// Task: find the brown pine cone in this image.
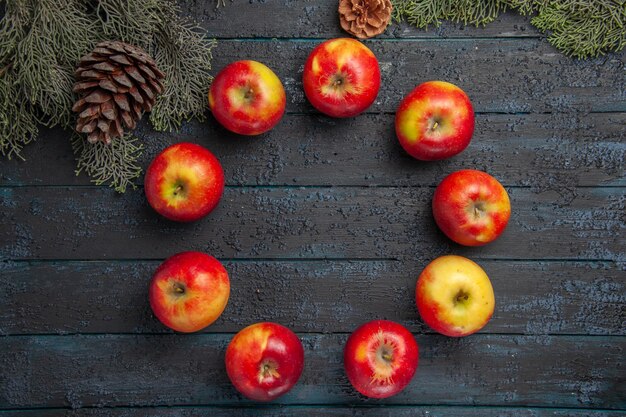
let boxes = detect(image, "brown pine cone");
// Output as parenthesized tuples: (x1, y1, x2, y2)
(339, 0, 393, 39)
(72, 41, 165, 145)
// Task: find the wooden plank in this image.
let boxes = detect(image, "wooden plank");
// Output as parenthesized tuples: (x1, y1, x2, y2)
(0, 260, 623, 336)
(2, 406, 624, 416)
(183, 0, 542, 39)
(0, 187, 623, 261)
(208, 40, 626, 113)
(0, 334, 623, 408)
(2, 113, 624, 188)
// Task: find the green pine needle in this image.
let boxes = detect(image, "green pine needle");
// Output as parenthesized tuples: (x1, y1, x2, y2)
(0, 67, 38, 160)
(531, 1, 626, 59)
(392, 0, 626, 58)
(71, 132, 144, 193)
(0, 0, 216, 191)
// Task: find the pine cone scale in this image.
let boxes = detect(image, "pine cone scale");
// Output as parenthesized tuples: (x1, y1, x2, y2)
(149, 79, 164, 94)
(110, 55, 132, 65)
(128, 87, 144, 104)
(339, 0, 392, 39)
(72, 41, 165, 144)
(98, 79, 118, 92)
(112, 73, 133, 88)
(92, 62, 117, 72)
(125, 66, 146, 84)
(114, 94, 131, 112)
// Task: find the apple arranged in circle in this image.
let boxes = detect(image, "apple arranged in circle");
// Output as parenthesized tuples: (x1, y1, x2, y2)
(303, 38, 380, 118)
(209, 60, 286, 135)
(145, 142, 224, 222)
(395, 81, 474, 161)
(344, 320, 418, 399)
(416, 255, 495, 337)
(149, 251, 230, 333)
(433, 169, 511, 246)
(226, 322, 304, 401)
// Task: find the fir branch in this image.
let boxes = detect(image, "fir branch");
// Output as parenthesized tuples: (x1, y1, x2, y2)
(13, 0, 96, 127)
(149, 2, 216, 132)
(392, 0, 626, 58)
(94, 0, 217, 131)
(393, 0, 508, 29)
(72, 132, 144, 193)
(392, 0, 449, 28)
(95, 0, 162, 49)
(530, 1, 626, 59)
(0, 66, 38, 160)
(0, 0, 217, 191)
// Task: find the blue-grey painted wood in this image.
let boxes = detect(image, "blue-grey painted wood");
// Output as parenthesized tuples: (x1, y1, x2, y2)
(1, 113, 624, 188)
(0, 334, 624, 409)
(208, 40, 626, 114)
(184, 0, 543, 39)
(0, 260, 623, 336)
(2, 406, 626, 416)
(1, 0, 624, 414)
(1, 187, 623, 261)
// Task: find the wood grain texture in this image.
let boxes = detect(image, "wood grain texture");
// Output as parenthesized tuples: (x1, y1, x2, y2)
(1, 1, 625, 414)
(183, 0, 542, 39)
(0, 260, 623, 336)
(1, 187, 623, 261)
(0, 334, 624, 409)
(2, 113, 624, 188)
(208, 40, 626, 114)
(3, 407, 626, 417)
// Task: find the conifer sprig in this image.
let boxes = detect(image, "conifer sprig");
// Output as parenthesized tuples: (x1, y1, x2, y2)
(0, 0, 215, 191)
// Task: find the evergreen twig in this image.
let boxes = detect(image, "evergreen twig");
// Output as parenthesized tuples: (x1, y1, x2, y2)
(393, 0, 626, 58)
(71, 132, 143, 193)
(0, 0, 215, 191)
(149, 6, 216, 131)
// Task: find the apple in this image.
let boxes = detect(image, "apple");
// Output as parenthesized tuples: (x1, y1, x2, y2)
(344, 320, 418, 399)
(149, 251, 230, 333)
(303, 38, 380, 118)
(395, 81, 474, 161)
(225, 322, 304, 401)
(433, 169, 511, 246)
(416, 255, 495, 337)
(144, 142, 224, 222)
(208, 60, 286, 135)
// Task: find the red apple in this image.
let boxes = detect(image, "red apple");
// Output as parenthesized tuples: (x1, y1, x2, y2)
(208, 60, 286, 135)
(433, 169, 511, 246)
(303, 38, 380, 118)
(225, 322, 304, 401)
(144, 142, 224, 222)
(344, 320, 418, 399)
(149, 251, 230, 333)
(416, 255, 495, 337)
(395, 81, 474, 161)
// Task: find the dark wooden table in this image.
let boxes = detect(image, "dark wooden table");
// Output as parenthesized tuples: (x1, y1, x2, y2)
(1, 1, 625, 415)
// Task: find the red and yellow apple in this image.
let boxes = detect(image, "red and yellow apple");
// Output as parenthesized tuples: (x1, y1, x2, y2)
(416, 255, 495, 337)
(303, 38, 380, 118)
(433, 169, 511, 246)
(144, 142, 224, 222)
(149, 251, 230, 333)
(225, 322, 304, 401)
(395, 81, 474, 161)
(344, 320, 418, 399)
(209, 60, 286, 135)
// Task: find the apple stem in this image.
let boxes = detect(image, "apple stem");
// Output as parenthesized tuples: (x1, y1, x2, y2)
(173, 185, 183, 196)
(382, 352, 393, 362)
(260, 361, 280, 380)
(431, 121, 439, 131)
